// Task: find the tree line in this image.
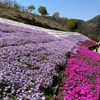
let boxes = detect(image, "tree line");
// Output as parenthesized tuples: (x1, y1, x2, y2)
(0, 0, 49, 15)
(0, 0, 79, 32)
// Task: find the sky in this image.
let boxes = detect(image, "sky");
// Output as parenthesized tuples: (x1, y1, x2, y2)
(15, 0, 100, 21)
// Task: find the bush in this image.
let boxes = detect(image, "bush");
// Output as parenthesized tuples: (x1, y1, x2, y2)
(38, 6, 48, 16)
(66, 19, 78, 32)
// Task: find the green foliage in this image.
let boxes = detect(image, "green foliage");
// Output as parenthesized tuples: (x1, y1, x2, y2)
(38, 6, 48, 15)
(66, 19, 78, 32)
(28, 5, 35, 13)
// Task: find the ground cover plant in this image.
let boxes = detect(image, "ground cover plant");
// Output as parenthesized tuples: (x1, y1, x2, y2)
(0, 22, 94, 100)
(60, 42, 100, 100)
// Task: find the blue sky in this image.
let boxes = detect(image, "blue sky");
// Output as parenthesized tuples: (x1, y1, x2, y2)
(15, 0, 100, 21)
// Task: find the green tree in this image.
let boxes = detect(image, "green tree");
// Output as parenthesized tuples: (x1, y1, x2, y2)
(38, 6, 48, 15)
(66, 19, 78, 32)
(28, 5, 35, 13)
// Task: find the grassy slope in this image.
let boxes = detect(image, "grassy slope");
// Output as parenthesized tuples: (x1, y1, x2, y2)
(0, 2, 67, 31)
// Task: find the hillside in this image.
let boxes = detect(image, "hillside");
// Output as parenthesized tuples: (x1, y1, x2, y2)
(75, 17, 100, 42)
(0, 2, 66, 31)
(87, 15, 100, 34)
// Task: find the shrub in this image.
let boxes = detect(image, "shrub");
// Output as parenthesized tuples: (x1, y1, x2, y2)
(66, 19, 78, 32)
(38, 6, 48, 16)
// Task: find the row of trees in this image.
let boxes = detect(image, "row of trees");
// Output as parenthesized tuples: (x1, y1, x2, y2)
(0, 0, 64, 19)
(0, 0, 79, 32)
(25, 4, 78, 31)
(27, 5, 49, 15)
(0, 0, 49, 15)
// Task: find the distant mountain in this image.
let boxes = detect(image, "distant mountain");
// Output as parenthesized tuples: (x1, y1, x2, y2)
(75, 16, 100, 42)
(87, 15, 100, 35)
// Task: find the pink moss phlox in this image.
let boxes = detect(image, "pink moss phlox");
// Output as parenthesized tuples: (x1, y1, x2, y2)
(62, 41, 100, 100)
(53, 94, 58, 99)
(78, 40, 98, 48)
(77, 46, 100, 60)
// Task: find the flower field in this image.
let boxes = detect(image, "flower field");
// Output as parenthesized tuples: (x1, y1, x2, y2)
(0, 22, 99, 100)
(61, 44, 100, 100)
